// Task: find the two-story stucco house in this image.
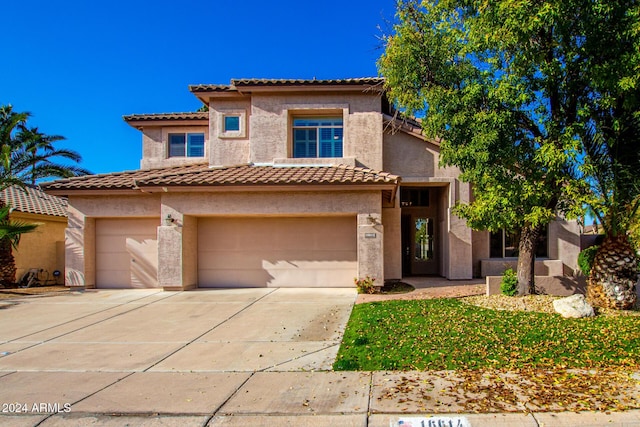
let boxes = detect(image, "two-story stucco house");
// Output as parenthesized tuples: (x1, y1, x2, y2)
(42, 78, 581, 289)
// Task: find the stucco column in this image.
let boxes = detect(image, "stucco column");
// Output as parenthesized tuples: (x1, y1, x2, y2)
(357, 213, 384, 285)
(64, 206, 95, 288)
(446, 181, 473, 280)
(157, 208, 197, 290)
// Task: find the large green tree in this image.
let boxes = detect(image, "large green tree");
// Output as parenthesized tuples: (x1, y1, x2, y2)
(0, 105, 89, 285)
(379, 0, 637, 295)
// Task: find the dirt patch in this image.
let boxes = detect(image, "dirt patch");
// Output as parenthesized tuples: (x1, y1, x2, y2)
(356, 283, 484, 304)
(0, 286, 70, 300)
(462, 294, 640, 317)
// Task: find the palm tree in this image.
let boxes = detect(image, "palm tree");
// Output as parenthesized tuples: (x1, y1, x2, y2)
(0, 104, 90, 285)
(582, 115, 640, 310)
(0, 205, 37, 286)
(14, 126, 90, 185)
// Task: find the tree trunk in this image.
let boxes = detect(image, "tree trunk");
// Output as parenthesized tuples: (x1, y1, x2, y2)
(0, 198, 17, 286)
(0, 237, 16, 286)
(587, 234, 638, 310)
(516, 224, 540, 295)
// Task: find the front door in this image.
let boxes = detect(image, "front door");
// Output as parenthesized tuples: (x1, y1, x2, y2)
(402, 212, 439, 275)
(400, 187, 440, 276)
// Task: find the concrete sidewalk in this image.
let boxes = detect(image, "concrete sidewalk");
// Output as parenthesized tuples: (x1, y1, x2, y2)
(0, 289, 639, 426)
(0, 370, 638, 426)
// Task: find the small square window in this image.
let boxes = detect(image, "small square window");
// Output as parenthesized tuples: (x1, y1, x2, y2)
(224, 116, 240, 132)
(218, 110, 246, 138)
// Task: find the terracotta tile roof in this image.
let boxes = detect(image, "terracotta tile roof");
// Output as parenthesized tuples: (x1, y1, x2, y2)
(40, 163, 211, 191)
(138, 164, 399, 187)
(190, 77, 385, 93)
(40, 163, 399, 193)
(123, 112, 209, 122)
(0, 185, 67, 217)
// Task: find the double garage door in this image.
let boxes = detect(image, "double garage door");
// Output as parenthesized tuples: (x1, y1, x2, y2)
(95, 216, 357, 288)
(199, 216, 357, 287)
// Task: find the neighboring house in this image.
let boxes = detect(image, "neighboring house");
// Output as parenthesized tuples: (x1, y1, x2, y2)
(41, 78, 581, 289)
(0, 185, 67, 284)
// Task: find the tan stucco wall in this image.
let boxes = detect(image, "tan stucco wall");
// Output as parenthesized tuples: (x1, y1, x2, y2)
(66, 189, 384, 289)
(472, 229, 490, 277)
(383, 131, 460, 179)
(382, 203, 402, 280)
(209, 98, 252, 166)
(548, 217, 581, 275)
(474, 217, 582, 278)
(246, 93, 383, 169)
(12, 212, 66, 285)
(158, 190, 384, 289)
(481, 259, 564, 277)
(140, 125, 209, 170)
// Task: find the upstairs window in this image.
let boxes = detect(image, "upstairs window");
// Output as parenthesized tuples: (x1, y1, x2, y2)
(293, 117, 343, 158)
(168, 133, 205, 157)
(224, 115, 240, 132)
(218, 110, 246, 138)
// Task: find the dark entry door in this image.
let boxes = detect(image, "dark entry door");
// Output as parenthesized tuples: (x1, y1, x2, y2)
(402, 210, 439, 276)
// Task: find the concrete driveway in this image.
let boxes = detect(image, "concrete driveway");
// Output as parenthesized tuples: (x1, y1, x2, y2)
(0, 287, 356, 373)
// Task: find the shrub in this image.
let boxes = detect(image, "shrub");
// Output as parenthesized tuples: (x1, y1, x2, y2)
(500, 268, 518, 296)
(354, 276, 376, 294)
(578, 245, 599, 276)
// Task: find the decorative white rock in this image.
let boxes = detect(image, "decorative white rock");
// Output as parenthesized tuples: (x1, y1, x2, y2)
(553, 294, 595, 318)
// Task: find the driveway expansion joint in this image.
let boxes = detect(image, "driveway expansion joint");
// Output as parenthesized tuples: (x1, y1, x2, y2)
(140, 288, 279, 373)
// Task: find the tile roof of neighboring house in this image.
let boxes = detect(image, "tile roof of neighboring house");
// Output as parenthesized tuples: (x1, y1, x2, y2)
(190, 77, 385, 93)
(0, 185, 67, 217)
(123, 112, 209, 122)
(40, 163, 399, 193)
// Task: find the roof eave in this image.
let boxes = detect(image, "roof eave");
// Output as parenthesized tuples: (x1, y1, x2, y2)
(124, 118, 209, 129)
(42, 189, 148, 197)
(135, 182, 398, 193)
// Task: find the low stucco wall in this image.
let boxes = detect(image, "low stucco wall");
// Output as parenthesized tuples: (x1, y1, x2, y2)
(13, 212, 66, 285)
(486, 275, 587, 296)
(480, 259, 564, 277)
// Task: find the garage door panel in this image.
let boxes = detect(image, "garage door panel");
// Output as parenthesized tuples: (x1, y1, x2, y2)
(315, 227, 358, 249)
(198, 216, 357, 287)
(96, 218, 159, 289)
(198, 269, 273, 288)
(97, 252, 132, 268)
(202, 249, 357, 271)
(96, 270, 132, 289)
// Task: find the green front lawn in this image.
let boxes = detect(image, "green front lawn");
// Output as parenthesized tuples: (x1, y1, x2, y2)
(333, 298, 640, 371)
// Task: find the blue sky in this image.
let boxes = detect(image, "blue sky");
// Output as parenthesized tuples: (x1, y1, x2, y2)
(1, 0, 396, 175)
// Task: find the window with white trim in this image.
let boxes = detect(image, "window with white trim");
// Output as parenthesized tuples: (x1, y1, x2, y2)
(168, 133, 205, 157)
(224, 115, 240, 132)
(218, 110, 246, 138)
(293, 117, 343, 158)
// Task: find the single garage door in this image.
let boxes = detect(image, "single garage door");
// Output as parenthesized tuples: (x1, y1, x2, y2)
(95, 218, 160, 288)
(198, 216, 357, 287)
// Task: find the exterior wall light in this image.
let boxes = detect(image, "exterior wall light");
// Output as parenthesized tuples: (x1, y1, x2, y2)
(367, 215, 380, 225)
(165, 214, 175, 225)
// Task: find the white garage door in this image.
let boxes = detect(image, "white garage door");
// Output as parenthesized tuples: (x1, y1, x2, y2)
(198, 216, 357, 287)
(95, 218, 160, 288)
